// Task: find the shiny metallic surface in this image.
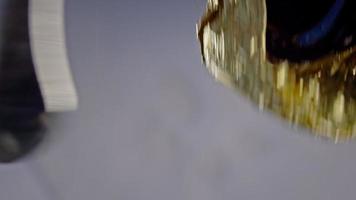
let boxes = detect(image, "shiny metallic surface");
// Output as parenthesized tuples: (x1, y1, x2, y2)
(198, 0, 356, 140)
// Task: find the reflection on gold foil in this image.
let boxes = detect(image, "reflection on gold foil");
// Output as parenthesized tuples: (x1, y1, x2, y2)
(197, 0, 356, 141)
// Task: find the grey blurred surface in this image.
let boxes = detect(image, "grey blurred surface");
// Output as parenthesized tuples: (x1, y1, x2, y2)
(2, 0, 356, 200)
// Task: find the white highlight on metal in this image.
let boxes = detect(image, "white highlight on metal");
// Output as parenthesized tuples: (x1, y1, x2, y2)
(250, 36, 256, 57)
(29, 0, 78, 111)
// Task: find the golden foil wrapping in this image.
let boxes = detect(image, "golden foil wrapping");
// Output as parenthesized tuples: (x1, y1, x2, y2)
(198, 0, 356, 141)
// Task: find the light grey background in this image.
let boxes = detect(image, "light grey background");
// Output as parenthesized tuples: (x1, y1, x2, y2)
(2, 1, 356, 200)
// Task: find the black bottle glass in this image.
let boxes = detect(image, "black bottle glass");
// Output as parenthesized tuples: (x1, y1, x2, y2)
(0, 0, 45, 162)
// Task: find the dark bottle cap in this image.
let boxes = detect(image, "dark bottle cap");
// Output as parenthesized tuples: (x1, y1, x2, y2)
(266, 0, 356, 63)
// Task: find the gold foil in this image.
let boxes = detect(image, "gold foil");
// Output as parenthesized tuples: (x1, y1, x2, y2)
(197, 0, 356, 141)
